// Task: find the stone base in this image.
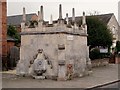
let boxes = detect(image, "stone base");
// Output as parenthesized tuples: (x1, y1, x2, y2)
(57, 77, 67, 81)
(33, 76, 45, 80)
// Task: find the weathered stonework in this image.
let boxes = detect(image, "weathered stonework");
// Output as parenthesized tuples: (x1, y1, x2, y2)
(16, 4, 91, 80)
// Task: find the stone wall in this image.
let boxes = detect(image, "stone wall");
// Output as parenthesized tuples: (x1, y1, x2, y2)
(115, 57, 120, 64)
(20, 33, 88, 76)
(91, 58, 109, 68)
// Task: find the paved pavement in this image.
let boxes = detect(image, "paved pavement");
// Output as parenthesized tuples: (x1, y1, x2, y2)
(1, 64, 119, 88)
(84, 81, 120, 90)
(100, 81, 120, 88)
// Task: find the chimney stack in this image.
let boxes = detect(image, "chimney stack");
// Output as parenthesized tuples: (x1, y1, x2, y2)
(72, 8, 75, 22)
(22, 7, 26, 22)
(59, 4, 62, 19)
(40, 5, 44, 21)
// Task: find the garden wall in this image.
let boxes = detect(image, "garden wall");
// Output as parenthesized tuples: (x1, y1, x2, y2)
(91, 58, 109, 68)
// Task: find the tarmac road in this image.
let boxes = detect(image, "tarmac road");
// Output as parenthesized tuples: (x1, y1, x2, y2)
(2, 64, 119, 88)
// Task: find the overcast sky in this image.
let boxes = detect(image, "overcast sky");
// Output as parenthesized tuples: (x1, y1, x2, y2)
(7, 0, 119, 21)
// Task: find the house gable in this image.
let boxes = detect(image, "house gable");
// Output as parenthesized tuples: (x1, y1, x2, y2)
(107, 14, 120, 41)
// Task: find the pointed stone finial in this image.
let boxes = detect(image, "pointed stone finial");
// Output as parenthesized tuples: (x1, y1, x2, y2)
(72, 8, 75, 22)
(82, 11, 86, 25)
(38, 11, 40, 22)
(22, 7, 26, 22)
(38, 10, 42, 27)
(40, 5, 44, 21)
(59, 4, 62, 19)
(66, 13, 69, 24)
(83, 11, 85, 16)
(49, 14, 53, 24)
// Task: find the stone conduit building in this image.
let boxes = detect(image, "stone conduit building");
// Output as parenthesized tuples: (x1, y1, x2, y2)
(16, 4, 91, 80)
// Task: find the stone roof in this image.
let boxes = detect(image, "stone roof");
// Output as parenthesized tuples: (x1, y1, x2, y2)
(7, 13, 114, 26)
(92, 13, 114, 24)
(69, 13, 114, 25)
(7, 13, 37, 26)
(46, 13, 114, 25)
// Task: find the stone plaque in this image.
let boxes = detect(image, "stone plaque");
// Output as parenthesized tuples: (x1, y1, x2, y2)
(58, 44, 65, 50)
(67, 35, 74, 40)
(58, 60, 65, 65)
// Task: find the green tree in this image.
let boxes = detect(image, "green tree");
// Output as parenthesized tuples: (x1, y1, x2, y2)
(86, 16, 112, 50)
(7, 25, 20, 44)
(7, 25, 17, 36)
(89, 48, 101, 60)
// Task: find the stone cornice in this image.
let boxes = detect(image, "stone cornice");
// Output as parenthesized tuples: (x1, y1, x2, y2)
(20, 31, 88, 36)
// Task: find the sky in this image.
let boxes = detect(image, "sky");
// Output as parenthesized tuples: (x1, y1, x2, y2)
(7, 0, 119, 21)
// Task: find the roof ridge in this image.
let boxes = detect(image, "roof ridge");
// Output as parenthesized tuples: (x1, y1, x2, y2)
(74, 13, 114, 18)
(7, 13, 37, 17)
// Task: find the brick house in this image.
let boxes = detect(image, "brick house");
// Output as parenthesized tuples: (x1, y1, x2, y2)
(7, 35, 17, 55)
(0, 0, 7, 70)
